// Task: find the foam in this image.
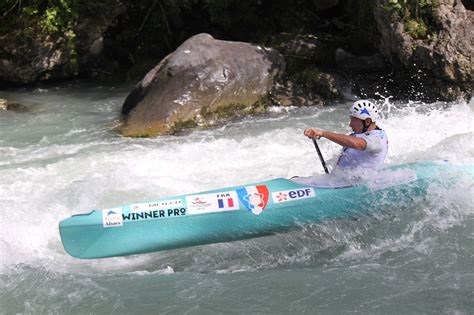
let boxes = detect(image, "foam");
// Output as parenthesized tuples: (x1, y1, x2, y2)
(1, 86, 473, 273)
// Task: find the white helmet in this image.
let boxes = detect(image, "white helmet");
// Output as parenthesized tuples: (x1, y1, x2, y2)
(350, 100, 378, 122)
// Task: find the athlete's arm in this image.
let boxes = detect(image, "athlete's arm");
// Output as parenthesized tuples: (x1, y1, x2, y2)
(304, 128, 366, 150)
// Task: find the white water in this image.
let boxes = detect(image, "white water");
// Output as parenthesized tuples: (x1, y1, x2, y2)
(0, 83, 473, 313)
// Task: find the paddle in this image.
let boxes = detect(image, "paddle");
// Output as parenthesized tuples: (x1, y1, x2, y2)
(312, 138, 329, 174)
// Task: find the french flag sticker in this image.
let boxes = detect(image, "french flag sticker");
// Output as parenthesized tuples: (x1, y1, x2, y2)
(236, 185, 269, 215)
(218, 198, 234, 208)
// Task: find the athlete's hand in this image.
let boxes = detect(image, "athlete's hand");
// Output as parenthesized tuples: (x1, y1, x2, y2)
(304, 128, 324, 139)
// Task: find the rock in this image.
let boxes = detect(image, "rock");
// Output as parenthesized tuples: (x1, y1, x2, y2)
(74, 2, 126, 66)
(374, 0, 473, 100)
(272, 80, 325, 107)
(335, 48, 387, 72)
(0, 1, 125, 84)
(274, 33, 344, 69)
(278, 36, 321, 60)
(311, 0, 341, 11)
(272, 70, 342, 107)
(120, 33, 284, 137)
(0, 99, 7, 110)
(0, 98, 29, 112)
(269, 34, 344, 106)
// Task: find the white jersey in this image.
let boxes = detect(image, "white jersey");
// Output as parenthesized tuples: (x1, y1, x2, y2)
(337, 129, 388, 169)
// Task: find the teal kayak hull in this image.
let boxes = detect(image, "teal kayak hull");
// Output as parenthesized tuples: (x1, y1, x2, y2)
(59, 161, 473, 259)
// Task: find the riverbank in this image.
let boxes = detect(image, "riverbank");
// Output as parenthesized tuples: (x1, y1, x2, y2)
(1, 0, 472, 105)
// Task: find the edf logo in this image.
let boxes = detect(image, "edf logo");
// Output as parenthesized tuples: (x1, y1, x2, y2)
(288, 188, 312, 198)
(272, 188, 315, 204)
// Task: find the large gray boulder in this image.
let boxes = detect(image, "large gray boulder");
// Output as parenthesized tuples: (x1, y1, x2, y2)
(120, 33, 284, 137)
(374, 0, 473, 100)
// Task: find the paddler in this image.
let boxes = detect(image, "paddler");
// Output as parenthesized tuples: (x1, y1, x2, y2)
(304, 100, 388, 170)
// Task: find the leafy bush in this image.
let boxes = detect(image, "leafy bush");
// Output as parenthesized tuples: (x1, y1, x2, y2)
(384, 0, 439, 39)
(404, 18, 428, 38)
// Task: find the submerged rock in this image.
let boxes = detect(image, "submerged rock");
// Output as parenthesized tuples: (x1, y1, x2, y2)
(0, 99, 6, 110)
(0, 98, 28, 112)
(120, 33, 284, 137)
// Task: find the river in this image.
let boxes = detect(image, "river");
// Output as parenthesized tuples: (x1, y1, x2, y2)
(1, 82, 473, 313)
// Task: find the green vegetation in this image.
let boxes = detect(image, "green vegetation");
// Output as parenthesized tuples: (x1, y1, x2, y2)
(292, 67, 339, 99)
(0, 0, 329, 79)
(196, 96, 268, 130)
(295, 67, 322, 91)
(0, 0, 111, 36)
(404, 18, 428, 38)
(0, 0, 389, 81)
(384, 0, 439, 39)
(172, 118, 198, 131)
(170, 97, 268, 133)
(0, 0, 115, 71)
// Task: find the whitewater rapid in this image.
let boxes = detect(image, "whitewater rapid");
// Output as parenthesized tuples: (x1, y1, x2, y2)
(0, 83, 473, 313)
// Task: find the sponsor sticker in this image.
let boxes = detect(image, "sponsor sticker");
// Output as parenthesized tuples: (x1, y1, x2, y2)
(102, 208, 123, 228)
(123, 199, 186, 221)
(186, 191, 239, 215)
(272, 187, 315, 204)
(236, 185, 269, 215)
(122, 207, 186, 221)
(130, 199, 182, 212)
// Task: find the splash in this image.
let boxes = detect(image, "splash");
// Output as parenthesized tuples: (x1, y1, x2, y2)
(0, 84, 473, 275)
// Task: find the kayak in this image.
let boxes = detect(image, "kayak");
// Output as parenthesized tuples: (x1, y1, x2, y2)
(59, 161, 473, 259)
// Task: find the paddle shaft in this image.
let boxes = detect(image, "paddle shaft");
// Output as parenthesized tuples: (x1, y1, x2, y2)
(312, 138, 329, 174)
